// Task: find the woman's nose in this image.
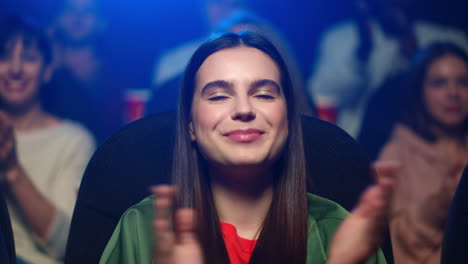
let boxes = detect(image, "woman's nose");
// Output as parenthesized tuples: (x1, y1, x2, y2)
(447, 82, 461, 99)
(8, 57, 23, 78)
(231, 97, 256, 122)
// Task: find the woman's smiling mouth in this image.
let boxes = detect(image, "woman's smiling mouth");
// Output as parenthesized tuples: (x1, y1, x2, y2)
(224, 129, 265, 142)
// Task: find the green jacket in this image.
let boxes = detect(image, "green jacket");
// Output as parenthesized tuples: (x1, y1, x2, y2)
(100, 194, 386, 264)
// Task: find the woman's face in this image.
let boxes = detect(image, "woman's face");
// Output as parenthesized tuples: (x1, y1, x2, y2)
(0, 39, 51, 108)
(190, 46, 288, 169)
(423, 55, 468, 128)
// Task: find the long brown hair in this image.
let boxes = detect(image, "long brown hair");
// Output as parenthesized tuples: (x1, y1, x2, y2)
(172, 31, 308, 264)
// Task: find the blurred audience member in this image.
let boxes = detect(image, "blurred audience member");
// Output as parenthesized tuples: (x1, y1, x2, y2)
(44, 0, 125, 143)
(0, 16, 95, 264)
(149, 0, 314, 115)
(308, 0, 468, 137)
(151, 0, 244, 95)
(49, 0, 107, 85)
(378, 43, 468, 263)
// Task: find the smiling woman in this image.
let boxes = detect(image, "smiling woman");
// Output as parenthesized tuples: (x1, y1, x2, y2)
(99, 32, 392, 264)
(378, 42, 468, 264)
(190, 47, 288, 168)
(0, 20, 52, 113)
(0, 16, 95, 264)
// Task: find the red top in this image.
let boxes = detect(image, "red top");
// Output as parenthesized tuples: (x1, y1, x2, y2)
(220, 222, 257, 264)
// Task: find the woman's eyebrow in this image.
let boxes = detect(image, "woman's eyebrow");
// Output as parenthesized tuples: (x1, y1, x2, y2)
(250, 79, 281, 93)
(200, 80, 232, 95)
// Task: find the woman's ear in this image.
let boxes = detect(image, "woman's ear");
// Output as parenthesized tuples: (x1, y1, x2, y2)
(189, 121, 196, 141)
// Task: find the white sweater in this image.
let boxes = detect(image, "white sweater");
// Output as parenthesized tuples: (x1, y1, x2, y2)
(6, 120, 95, 264)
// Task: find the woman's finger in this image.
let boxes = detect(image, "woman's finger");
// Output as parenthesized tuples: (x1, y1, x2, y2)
(153, 218, 175, 261)
(151, 185, 177, 197)
(174, 208, 197, 243)
(173, 209, 204, 264)
(151, 185, 177, 263)
(0, 121, 12, 145)
(0, 126, 16, 168)
(373, 161, 399, 198)
(0, 111, 12, 132)
(373, 161, 400, 182)
(151, 185, 177, 220)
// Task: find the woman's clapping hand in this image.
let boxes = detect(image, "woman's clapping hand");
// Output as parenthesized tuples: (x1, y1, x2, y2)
(151, 185, 204, 264)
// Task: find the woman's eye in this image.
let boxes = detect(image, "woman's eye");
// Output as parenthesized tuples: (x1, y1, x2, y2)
(428, 78, 446, 88)
(208, 95, 229, 101)
(256, 94, 275, 100)
(255, 91, 276, 100)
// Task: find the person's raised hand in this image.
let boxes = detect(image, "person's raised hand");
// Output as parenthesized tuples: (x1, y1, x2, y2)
(328, 161, 399, 264)
(151, 185, 204, 264)
(0, 111, 18, 173)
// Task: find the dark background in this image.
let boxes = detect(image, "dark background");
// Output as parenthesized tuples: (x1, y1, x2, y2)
(1, 0, 467, 88)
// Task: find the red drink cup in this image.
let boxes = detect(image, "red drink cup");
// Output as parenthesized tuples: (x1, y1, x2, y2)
(124, 89, 152, 123)
(316, 98, 337, 124)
